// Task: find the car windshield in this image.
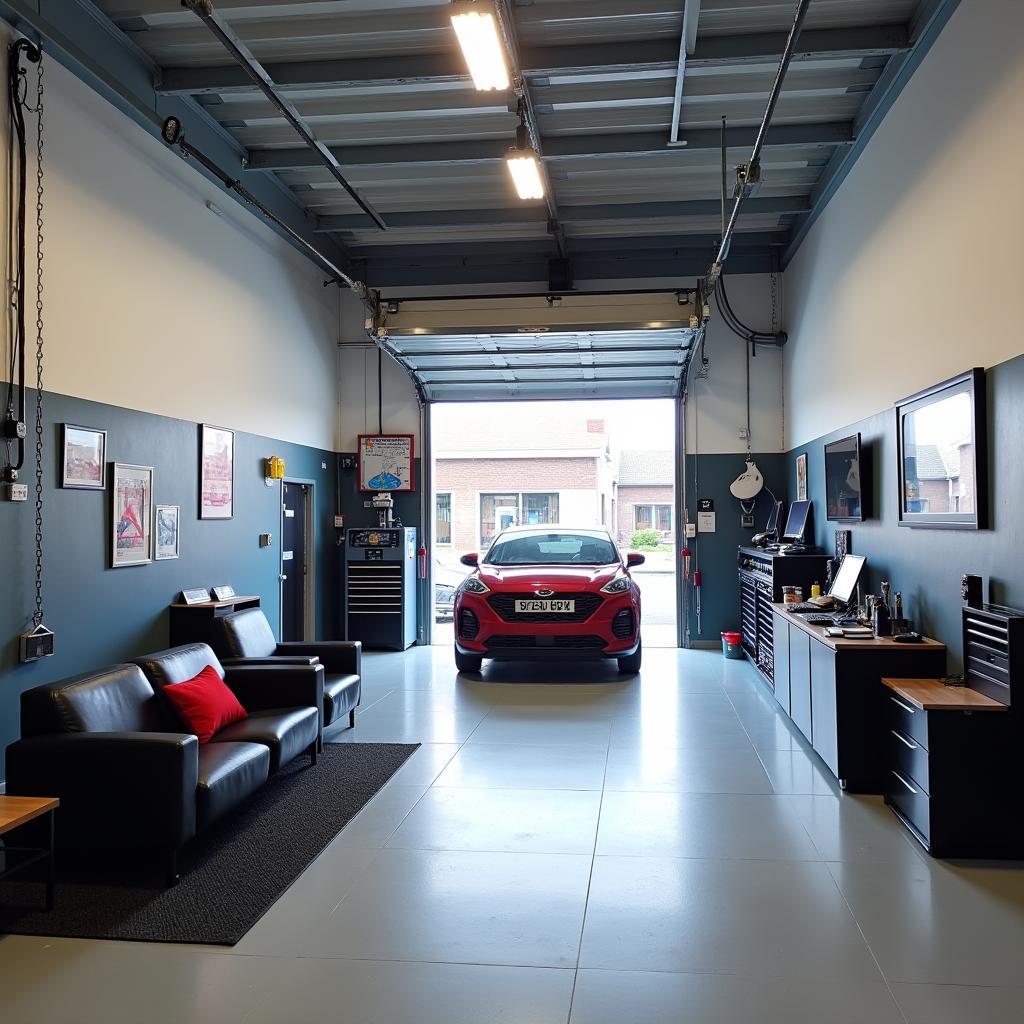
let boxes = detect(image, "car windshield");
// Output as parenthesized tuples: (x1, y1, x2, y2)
(485, 533, 618, 566)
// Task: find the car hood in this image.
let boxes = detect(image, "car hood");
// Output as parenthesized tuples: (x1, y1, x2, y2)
(477, 564, 620, 590)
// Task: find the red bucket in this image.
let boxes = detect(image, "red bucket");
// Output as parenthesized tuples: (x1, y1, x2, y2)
(721, 631, 744, 659)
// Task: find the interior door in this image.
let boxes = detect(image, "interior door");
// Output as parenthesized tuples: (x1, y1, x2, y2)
(281, 482, 309, 641)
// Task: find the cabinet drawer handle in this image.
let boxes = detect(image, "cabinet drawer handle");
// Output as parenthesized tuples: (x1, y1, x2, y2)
(891, 729, 918, 750)
(890, 697, 918, 715)
(891, 770, 918, 795)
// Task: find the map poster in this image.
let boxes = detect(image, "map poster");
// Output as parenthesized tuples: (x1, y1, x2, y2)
(358, 434, 415, 493)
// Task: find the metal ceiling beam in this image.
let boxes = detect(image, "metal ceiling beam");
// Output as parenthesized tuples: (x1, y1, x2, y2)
(248, 122, 853, 171)
(421, 374, 682, 386)
(315, 195, 809, 233)
(0, 0, 350, 275)
(669, 0, 701, 145)
(157, 26, 909, 95)
(782, 0, 960, 266)
(412, 358, 686, 372)
(179, 0, 386, 229)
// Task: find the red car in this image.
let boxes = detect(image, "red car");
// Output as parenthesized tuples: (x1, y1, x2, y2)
(453, 526, 644, 674)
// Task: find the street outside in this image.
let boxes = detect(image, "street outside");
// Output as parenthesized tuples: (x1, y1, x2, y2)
(432, 549, 677, 648)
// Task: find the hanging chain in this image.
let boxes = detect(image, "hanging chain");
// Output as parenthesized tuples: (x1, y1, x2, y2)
(32, 50, 44, 627)
(770, 270, 779, 335)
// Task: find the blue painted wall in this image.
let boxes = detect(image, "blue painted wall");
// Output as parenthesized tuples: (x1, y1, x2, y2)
(785, 354, 1024, 670)
(685, 452, 788, 645)
(1, 390, 340, 770)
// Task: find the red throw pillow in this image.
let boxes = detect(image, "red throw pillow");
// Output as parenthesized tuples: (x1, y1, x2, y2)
(163, 665, 246, 744)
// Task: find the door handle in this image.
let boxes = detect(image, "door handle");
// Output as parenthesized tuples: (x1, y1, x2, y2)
(279, 574, 287, 581)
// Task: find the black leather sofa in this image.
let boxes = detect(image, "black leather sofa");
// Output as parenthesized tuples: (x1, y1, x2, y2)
(5, 644, 323, 883)
(212, 608, 361, 734)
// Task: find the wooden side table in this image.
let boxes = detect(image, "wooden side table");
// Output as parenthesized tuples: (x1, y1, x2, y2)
(0, 796, 59, 910)
(169, 595, 261, 648)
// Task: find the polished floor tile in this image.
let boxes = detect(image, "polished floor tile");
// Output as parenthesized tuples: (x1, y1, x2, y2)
(466, 714, 612, 748)
(757, 747, 842, 795)
(247, 958, 575, 1024)
(829, 859, 1024, 985)
(335, 707, 486, 743)
(435, 742, 609, 791)
(570, 969, 905, 1024)
(891, 982, 1024, 1024)
(603, 743, 772, 794)
(308, 847, 592, 967)
(609, 713, 751, 750)
(385, 741, 462, 786)
(387, 786, 602, 854)
(580, 855, 882, 980)
(595, 792, 821, 860)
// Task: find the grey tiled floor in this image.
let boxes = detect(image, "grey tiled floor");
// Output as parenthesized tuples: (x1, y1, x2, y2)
(3, 646, 1024, 1022)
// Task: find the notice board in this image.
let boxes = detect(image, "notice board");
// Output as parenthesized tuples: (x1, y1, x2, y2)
(358, 434, 415, 492)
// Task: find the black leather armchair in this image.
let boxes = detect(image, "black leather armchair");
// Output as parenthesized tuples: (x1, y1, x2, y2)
(212, 609, 361, 733)
(5, 646, 324, 884)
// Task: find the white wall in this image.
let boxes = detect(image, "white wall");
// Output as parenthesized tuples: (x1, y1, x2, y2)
(685, 273, 785, 455)
(784, 0, 1024, 448)
(0, 40, 341, 451)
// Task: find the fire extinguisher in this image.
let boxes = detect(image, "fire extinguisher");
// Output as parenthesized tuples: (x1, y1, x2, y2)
(417, 546, 428, 580)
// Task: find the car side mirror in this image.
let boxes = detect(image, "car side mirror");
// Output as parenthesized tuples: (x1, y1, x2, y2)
(460, 552, 479, 567)
(626, 552, 646, 568)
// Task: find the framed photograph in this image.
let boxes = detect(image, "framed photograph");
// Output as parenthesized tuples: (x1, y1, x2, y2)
(112, 463, 154, 567)
(61, 424, 106, 489)
(155, 504, 180, 560)
(795, 452, 808, 502)
(200, 424, 234, 519)
(358, 433, 415, 492)
(896, 368, 987, 530)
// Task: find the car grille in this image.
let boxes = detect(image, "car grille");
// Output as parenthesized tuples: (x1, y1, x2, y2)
(459, 608, 480, 639)
(612, 609, 635, 639)
(486, 592, 603, 623)
(485, 635, 607, 652)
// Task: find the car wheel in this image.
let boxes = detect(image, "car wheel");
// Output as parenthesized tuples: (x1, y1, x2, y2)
(455, 647, 483, 674)
(617, 639, 642, 674)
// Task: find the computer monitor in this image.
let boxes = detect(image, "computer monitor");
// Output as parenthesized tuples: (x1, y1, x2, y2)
(828, 554, 866, 606)
(782, 499, 811, 543)
(765, 500, 783, 535)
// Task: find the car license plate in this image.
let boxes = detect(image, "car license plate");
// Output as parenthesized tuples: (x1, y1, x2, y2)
(515, 599, 575, 613)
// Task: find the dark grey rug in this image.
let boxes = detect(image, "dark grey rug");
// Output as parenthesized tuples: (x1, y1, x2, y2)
(0, 742, 418, 946)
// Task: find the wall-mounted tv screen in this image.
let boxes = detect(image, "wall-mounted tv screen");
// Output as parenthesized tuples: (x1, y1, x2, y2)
(824, 434, 864, 522)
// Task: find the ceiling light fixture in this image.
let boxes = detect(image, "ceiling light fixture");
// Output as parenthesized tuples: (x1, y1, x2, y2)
(506, 122, 545, 200)
(450, 0, 510, 92)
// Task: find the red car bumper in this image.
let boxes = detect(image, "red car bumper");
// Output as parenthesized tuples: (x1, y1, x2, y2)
(454, 589, 640, 661)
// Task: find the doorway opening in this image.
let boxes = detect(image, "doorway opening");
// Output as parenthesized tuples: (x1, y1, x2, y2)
(281, 480, 315, 641)
(429, 399, 679, 649)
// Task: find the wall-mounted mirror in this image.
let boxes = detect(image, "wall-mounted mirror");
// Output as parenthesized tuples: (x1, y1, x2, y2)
(896, 368, 987, 530)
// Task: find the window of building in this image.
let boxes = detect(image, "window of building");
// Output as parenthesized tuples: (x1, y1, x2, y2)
(634, 503, 672, 534)
(435, 492, 452, 545)
(480, 492, 559, 548)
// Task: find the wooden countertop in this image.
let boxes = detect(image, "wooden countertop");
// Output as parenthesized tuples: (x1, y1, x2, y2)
(883, 677, 1007, 712)
(0, 795, 59, 835)
(772, 604, 945, 652)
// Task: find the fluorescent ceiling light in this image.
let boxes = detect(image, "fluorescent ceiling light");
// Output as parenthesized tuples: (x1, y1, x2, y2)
(450, 1, 510, 91)
(506, 149, 545, 200)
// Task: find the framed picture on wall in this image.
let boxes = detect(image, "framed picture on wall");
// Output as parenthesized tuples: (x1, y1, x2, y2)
(61, 424, 106, 489)
(155, 504, 181, 560)
(112, 463, 154, 567)
(796, 452, 808, 502)
(199, 424, 234, 519)
(358, 434, 415, 492)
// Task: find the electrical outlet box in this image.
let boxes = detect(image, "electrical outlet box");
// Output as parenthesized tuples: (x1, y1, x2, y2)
(334, 515, 344, 528)
(685, 523, 697, 538)
(259, 533, 273, 548)
(2, 483, 28, 502)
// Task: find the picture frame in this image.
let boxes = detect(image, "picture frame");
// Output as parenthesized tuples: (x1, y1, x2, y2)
(358, 433, 415, 492)
(155, 504, 181, 560)
(795, 452, 808, 502)
(112, 463, 154, 567)
(896, 368, 988, 530)
(200, 423, 234, 519)
(61, 424, 106, 489)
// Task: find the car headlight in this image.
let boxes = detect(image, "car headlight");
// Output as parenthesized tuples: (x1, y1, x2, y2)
(460, 576, 490, 595)
(601, 576, 632, 594)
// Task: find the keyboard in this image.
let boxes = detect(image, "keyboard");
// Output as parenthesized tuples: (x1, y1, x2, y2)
(803, 614, 836, 625)
(788, 602, 835, 613)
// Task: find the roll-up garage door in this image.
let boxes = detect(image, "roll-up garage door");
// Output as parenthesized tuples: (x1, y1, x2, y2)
(371, 291, 700, 402)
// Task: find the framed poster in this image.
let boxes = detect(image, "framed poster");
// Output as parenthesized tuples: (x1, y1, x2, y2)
(200, 424, 234, 519)
(358, 433, 415, 492)
(155, 504, 181, 560)
(112, 463, 154, 567)
(61, 424, 106, 489)
(795, 452, 808, 502)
